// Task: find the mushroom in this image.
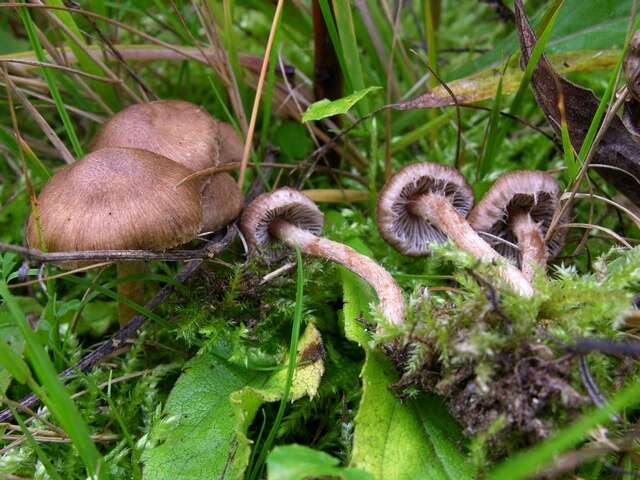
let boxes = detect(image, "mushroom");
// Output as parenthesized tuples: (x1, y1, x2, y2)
(241, 188, 405, 326)
(26, 147, 204, 325)
(377, 162, 534, 297)
(468, 170, 566, 282)
(89, 99, 244, 233)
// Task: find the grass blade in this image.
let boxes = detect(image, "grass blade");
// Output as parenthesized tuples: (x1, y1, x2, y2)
(0, 273, 108, 479)
(248, 245, 305, 480)
(19, 7, 83, 158)
(487, 377, 640, 480)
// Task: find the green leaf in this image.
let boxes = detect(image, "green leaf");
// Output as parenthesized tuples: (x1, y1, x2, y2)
(340, 239, 474, 480)
(0, 276, 107, 479)
(0, 338, 31, 385)
(142, 324, 325, 480)
(339, 238, 376, 347)
(302, 87, 381, 122)
(452, 0, 634, 78)
(267, 444, 373, 480)
(351, 351, 474, 480)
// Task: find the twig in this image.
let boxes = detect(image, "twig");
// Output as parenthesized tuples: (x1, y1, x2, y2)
(578, 355, 620, 422)
(0, 228, 235, 263)
(0, 230, 234, 423)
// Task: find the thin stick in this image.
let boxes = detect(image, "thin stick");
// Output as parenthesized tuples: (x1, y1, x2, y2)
(0, 232, 234, 423)
(0, 228, 235, 262)
(237, 0, 285, 188)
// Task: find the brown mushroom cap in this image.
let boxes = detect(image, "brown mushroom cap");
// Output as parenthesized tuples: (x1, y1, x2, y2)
(215, 120, 244, 165)
(240, 187, 324, 248)
(90, 100, 224, 171)
(201, 173, 245, 233)
(468, 170, 566, 260)
(377, 162, 474, 256)
(26, 148, 204, 251)
(89, 99, 244, 232)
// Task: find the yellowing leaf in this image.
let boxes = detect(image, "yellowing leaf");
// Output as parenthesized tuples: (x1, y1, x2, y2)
(142, 324, 324, 480)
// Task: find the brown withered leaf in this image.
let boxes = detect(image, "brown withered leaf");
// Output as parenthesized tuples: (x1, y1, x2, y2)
(392, 50, 620, 110)
(514, 0, 640, 207)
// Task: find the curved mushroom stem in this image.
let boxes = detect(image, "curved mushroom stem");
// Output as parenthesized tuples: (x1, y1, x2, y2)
(117, 262, 145, 326)
(410, 194, 534, 297)
(510, 211, 548, 282)
(270, 218, 405, 326)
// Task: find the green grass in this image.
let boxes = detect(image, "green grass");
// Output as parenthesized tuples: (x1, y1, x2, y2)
(1, 0, 640, 478)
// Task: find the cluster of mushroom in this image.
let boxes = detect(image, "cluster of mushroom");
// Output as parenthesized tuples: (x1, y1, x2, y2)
(377, 162, 566, 297)
(27, 100, 245, 325)
(27, 99, 565, 332)
(236, 163, 565, 330)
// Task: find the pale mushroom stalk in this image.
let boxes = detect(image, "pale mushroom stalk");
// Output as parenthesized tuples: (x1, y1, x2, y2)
(408, 194, 534, 297)
(270, 218, 405, 325)
(510, 212, 547, 282)
(116, 262, 146, 324)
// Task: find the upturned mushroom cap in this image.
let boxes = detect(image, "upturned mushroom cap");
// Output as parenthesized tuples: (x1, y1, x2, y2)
(377, 162, 474, 255)
(468, 170, 566, 260)
(240, 188, 324, 248)
(26, 148, 204, 251)
(89, 99, 243, 170)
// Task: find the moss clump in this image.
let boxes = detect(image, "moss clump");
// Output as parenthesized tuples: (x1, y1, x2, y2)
(388, 244, 640, 455)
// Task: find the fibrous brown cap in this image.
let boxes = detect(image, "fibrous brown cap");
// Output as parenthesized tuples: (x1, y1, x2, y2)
(468, 170, 566, 260)
(377, 162, 474, 255)
(26, 148, 204, 251)
(201, 173, 244, 233)
(89, 99, 243, 170)
(215, 121, 244, 165)
(241, 188, 323, 248)
(90, 99, 244, 231)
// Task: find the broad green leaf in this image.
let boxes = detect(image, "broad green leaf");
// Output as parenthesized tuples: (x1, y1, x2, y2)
(302, 87, 381, 122)
(267, 444, 373, 480)
(340, 239, 473, 480)
(351, 351, 474, 480)
(142, 324, 324, 480)
(454, 0, 633, 78)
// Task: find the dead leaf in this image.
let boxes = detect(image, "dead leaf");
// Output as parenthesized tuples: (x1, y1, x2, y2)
(514, 0, 640, 207)
(393, 50, 620, 110)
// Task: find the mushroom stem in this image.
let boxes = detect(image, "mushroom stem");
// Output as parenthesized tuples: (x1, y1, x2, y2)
(409, 194, 534, 297)
(511, 211, 548, 282)
(116, 262, 145, 326)
(270, 218, 405, 325)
